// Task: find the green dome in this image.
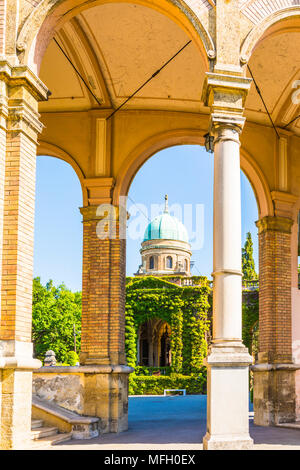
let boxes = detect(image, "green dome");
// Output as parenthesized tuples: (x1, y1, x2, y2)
(143, 196, 189, 243)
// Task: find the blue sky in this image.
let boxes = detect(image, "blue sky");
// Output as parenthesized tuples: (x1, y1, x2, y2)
(34, 146, 259, 292)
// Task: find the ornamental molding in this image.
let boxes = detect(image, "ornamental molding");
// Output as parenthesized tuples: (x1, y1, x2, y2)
(256, 215, 294, 234)
(240, 0, 300, 25)
(0, 61, 48, 101)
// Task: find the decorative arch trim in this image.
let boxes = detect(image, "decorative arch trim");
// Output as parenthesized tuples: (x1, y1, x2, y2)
(17, 0, 215, 72)
(240, 7, 300, 64)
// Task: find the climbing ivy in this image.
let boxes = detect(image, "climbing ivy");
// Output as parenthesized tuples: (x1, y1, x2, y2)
(125, 276, 210, 374)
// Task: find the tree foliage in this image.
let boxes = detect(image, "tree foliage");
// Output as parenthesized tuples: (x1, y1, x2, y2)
(242, 291, 259, 357)
(242, 232, 258, 281)
(32, 277, 81, 363)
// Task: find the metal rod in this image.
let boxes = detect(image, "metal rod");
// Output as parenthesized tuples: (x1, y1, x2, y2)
(106, 40, 192, 121)
(283, 115, 300, 129)
(54, 38, 102, 107)
(247, 65, 280, 139)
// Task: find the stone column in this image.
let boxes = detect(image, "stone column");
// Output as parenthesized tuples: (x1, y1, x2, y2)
(202, 72, 253, 450)
(79, 180, 132, 433)
(253, 192, 298, 425)
(0, 63, 48, 449)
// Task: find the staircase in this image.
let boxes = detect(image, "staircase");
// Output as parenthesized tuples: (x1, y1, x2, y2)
(29, 418, 72, 448)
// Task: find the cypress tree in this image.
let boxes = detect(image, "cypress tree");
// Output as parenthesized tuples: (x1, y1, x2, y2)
(242, 232, 258, 280)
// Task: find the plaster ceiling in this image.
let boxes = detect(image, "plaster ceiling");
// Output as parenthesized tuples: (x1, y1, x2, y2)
(39, 2, 206, 113)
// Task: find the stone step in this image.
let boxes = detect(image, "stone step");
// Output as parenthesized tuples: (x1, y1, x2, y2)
(32, 395, 99, 439)
(276, 421, 300, 430)
(23, 432, 73, 449)
(31, 419, 44, 429)
(31, 426, 58, 440)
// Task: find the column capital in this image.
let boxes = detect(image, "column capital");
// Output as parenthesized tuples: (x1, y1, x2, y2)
(80, 203, 128, 223)
(0, 62, 49, 140)
(80, 205, 102, 222)
(82, 177, 115, 206)
(202, 72, 252, 133)
(256, 215, 294, 235)
(80, 204, 116, 223)
(6, 102, 43, 140)
(212, 122, 243, 146)
(0, 61, 48, 102)
(271, 191, 298, 219)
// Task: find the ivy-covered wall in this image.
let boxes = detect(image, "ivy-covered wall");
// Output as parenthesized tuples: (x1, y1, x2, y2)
(125, 276, 210, 374)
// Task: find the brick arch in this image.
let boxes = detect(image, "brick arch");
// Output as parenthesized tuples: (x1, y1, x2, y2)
(240, 6, 300, 64)
(17, 0, 215, 73)
(113, 129, 273, 219)
(37, 140, 88, 205)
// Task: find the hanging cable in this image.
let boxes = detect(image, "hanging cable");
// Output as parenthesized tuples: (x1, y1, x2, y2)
(54, 38, 103, 107)
(106, 40, 192, 121)
(192, 264, 202, 276)
(127, 195, 152, 223)
(283, 115, 300, 129)
(247, 65, 280, 139)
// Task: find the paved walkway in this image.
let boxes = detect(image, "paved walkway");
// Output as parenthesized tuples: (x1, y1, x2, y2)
(46, 395, 300, 450)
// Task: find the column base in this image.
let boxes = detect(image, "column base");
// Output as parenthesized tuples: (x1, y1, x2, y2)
(33, 365, 133, 435)
(252, 363, 298, 426)
(83, 366, 131, 433)
(203, 432, 253, 450)
(204, 344, 253, 451)
(0, 341, 42, 450)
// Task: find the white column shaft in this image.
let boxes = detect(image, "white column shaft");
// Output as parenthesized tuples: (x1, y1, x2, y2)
(203, 123, 253, 450)
(213, 126, 242, 343)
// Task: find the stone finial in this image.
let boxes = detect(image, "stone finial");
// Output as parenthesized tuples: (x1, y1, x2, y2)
(164, 194, 169, 213)
(44, 350, 56, 367)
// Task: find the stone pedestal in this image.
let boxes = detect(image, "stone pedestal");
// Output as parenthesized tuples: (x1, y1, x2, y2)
(0, 341, 42, 449)
(32, 365, 133, 435)
(203, 344, 253, 450)
(252, 363, 297, 426)
(82, 366, 131, 433)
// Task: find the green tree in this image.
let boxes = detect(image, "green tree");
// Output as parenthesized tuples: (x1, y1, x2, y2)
(32, 277, 82, 363)
(242, 232, 258, 281)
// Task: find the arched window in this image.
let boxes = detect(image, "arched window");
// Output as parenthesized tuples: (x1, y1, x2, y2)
(166, 256, 173, 269)
(149, 256, 154, 270)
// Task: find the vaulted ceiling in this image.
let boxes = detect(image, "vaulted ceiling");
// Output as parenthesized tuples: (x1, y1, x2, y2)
(245, 16, 300, 134)
(38, 1, 300, 136)
(39, 3, 206, 114)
